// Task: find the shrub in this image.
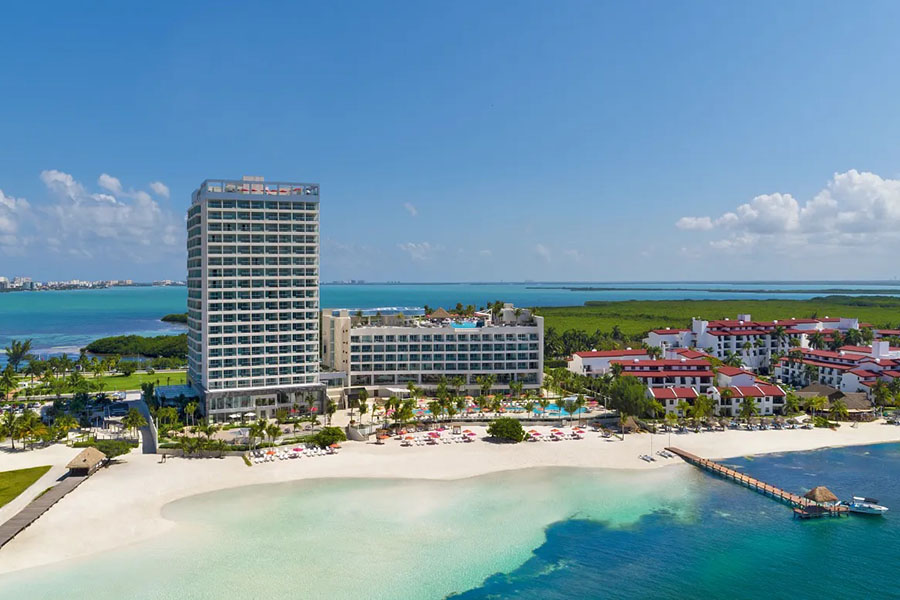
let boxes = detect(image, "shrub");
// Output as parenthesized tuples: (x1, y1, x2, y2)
(312, 427, 347, 448)
(487, 417, 525, 443)
(73, 439, 138, 459)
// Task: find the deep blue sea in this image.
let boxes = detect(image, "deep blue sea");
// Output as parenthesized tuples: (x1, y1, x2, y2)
(453, 443, 900, 600)
(2, 282, 900, 365)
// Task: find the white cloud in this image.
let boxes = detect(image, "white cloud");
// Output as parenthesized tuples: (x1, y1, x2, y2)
(675, 216, 714, 231)
(675, 170, 900, 251)
(149, 181, 170, 198)
(98, 173, 123, 195)
(37, 169, 183, 260)
(397, 241, 435, 261)
(535, 243, 551, 263)
(403, 202, 418, 217)
(478, 249, 493, 257)
(0, 189, 31, 253)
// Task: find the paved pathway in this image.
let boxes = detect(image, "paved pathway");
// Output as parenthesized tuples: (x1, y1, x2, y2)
(0, 475, 87, 549)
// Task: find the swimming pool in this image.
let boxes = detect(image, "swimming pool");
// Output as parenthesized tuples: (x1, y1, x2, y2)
(452, 322, 478, 329)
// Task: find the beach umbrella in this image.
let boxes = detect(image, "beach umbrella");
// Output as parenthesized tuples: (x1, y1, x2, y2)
(466, 431, 476, 437)
(266, 450, 275, 455)
(329, 443, 341, 449)
(293, 447, 304, 452)
(405, 435, 414, 440)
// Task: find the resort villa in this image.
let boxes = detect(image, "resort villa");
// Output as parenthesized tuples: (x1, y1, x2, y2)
(644, 314, 864, 370)
(184, 176, 325, 423)
(321, 304, 544, 398)
(774, 341, 900, 393)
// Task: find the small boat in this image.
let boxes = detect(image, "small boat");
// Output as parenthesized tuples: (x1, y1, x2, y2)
(842, 496, 889, 515)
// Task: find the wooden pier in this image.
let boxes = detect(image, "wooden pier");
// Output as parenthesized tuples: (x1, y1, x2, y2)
(666, 447, 848, 519)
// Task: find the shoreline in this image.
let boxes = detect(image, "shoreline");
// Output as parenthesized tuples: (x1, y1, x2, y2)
(1, 422, 900, 575)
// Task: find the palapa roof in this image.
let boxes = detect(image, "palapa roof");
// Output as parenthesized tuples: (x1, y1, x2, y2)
(427, 307, 452, 319)
(794, 383, 842, 400)
(67, 447, 107, 470)
(803, 486, 839, 504)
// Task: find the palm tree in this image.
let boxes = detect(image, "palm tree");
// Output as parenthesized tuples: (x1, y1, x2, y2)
(326, 400, 336, 425)
(830, 398, 849, 421)
(356, 388, 369, 423)
(808, 332, 826, 350)
(265, 422, 281, 447)
(184, 401, 198, 427)
(843, 328, 863, 347)
(4, 339, 34, 372)
(783, 392, 801, 416)
(805, 395, 828, 420)
(476, 375, 495, 398)
(53, 414, 79, 441)
(738, 397, 758, 424)
(1, 411, 21, 450)
(676, 399, 691, 420)
(537, 398, 550, 419)
(123, 408, 148, 440)
(574, 394, 586, 425)
(0, 367, 17, 400)
(692, 394, 716, 428)
(23, 359, 43, 385)
(609, 362, 624, 379)
(249, 419, 268, 451)
(722, 351, 742, 368)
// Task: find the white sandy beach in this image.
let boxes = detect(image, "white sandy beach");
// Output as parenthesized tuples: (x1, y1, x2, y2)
(2, 421, 900, 575)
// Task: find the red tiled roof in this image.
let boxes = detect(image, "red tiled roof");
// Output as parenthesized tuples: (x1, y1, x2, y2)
(839, 345, 873, 354)
(649, 387, 698, 400)
(574, 349, 647, 359)
(614, 359, 710, 367)
(717, 366, 753, 377)
(848, 368, 877, 378)
(779, 357, 853, 371)
(624, 370, 715, 378)
(671, 348, 707, 358)
(718, 384, 785, 398)
(650, 328, 689, 335)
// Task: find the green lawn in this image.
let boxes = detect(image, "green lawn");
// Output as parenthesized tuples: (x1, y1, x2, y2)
(539, 296, 900, 337)
(89, 371, 187, 391)
(0, 465, 52, 508)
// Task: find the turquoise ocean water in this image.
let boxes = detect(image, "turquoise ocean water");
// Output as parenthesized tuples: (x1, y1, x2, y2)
(2, 282, 900, 365)
(0, 443, 897, 599)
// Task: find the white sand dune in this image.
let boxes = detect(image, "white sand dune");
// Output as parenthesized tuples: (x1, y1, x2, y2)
(1, 421, 899, 574)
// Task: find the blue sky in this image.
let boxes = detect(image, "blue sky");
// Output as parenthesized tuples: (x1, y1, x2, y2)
(2, 1, 900, 281)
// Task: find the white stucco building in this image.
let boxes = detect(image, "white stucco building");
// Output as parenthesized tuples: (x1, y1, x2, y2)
(321, 304, 544, 396)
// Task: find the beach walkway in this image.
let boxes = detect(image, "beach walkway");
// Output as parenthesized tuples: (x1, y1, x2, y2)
(666, 447, 848, 518)
(0, 474, 87, 549)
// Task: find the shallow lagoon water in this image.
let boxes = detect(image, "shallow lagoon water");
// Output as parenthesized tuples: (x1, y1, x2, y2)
(1, 444, 898, 599)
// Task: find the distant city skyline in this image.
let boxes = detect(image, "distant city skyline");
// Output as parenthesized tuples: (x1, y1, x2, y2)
(2, 2, 900, 281)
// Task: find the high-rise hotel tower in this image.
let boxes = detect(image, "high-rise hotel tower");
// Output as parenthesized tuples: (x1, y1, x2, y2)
(186, 176, 324, 422)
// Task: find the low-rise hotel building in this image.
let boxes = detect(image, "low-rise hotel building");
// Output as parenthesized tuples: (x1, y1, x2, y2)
(614, 358, 715, 393)
(321, 304, 544, 396)
(645, 314, 863, 371)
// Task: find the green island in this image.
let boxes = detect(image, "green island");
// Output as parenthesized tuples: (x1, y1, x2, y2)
(85, 334, 187, 359)
(0, 465, 52, 508)
(160, 313, 188, 324)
